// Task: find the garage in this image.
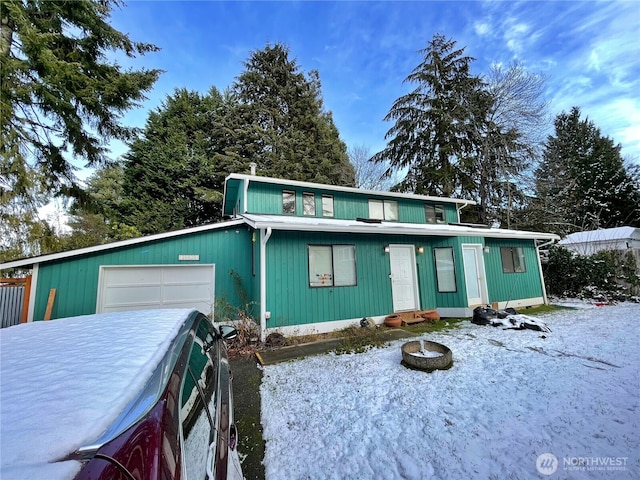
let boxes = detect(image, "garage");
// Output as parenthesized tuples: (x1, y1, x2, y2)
(96, 265, 216, 317)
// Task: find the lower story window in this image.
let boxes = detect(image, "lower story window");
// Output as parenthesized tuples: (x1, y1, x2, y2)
(308, 245, 356, 287)
(501, 247, 526, 273)
(434, 247, 457, 292)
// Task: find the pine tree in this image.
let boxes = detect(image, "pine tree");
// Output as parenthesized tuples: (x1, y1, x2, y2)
(66, 163, 139, 248)
(228, 43, 355, 185)
(371, 34, 483, 197)
(537, 107, 640, 234)
(121, 88, 228, 234)
(0, 0, 161, 200)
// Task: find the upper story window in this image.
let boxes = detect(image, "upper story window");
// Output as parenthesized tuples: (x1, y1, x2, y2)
(501, 247, 526, 273)
(369, 199, 398, 221)
(303, 192, 316, 216)
(426, 205, 446, 224)
(282, 190, 295, 215)
(322, 195, 334, 217)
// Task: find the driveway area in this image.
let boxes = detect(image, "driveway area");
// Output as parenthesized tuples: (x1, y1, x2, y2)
(259, 303, 640, 479)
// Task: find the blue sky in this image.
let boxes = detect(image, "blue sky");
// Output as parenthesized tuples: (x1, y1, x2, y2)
(106, 0, 640, 167)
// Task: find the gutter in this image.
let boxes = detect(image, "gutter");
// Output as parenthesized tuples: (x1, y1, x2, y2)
(242, 216, 560, 242)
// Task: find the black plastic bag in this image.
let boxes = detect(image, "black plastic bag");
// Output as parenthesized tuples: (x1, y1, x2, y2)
(472, 306, 498, 325)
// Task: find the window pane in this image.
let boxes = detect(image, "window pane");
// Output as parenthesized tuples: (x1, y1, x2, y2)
(384, 201, 398, 221)
(514, 247, 526, 272)
(282, 191, 295, 214)
(322, 195, 334, 217)
(333, 245, 356, 286)
(426, 205, 436, 223)
(434, 247, 456, 292)
(369, 199, 383, 219)
(501, 247, 515, 273)
(303, 193, 315, 216)
(309, 246, 333, 286)
(435, 206, 445, 223)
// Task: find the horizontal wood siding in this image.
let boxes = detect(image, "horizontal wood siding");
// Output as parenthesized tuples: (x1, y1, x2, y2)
(484, 238, 543, 303)
(264, 232, 471, 328)
(33, 228, 254, 321)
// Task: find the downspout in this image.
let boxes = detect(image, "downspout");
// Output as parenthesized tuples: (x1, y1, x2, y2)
(27, 264, 39, 322)
(456, 203, 469, 223)
(259, 227, 272, 342)
(535, 239, 556, 305)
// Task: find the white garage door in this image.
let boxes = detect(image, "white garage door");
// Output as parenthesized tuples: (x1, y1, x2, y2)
(96, 265, 215, 317)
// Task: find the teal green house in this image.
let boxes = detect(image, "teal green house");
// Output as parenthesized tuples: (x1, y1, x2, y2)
(1, 172, 559, 339)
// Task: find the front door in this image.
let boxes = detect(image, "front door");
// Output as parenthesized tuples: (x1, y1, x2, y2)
(389, 245, 420, 312)
(462, 244, 488, 306)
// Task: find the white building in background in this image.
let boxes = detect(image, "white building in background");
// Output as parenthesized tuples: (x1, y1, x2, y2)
(559, 226, 640, 256)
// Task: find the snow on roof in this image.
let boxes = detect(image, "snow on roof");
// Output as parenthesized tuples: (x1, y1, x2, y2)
(0, 212, 559, 271)
(0, 309, 194, 480)
(559, 226, 639, 245)
(241, 214, 560, 241)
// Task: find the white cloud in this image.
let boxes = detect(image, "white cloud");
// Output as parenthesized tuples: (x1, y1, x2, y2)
(474, 21, 490, 36)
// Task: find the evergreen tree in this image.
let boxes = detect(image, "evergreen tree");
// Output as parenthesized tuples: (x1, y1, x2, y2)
(536, 107, 640, 234)
(0, 167, 59, 262)
(0, 0, 161, 201)
(121, 88, 228, 234)
(66, 163, 139, 248)
(371, 34, 483, 197)
(464, 88, 527, 225)
(229, 43, 355, 185)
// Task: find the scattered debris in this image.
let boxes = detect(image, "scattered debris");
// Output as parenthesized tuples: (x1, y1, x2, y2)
(472, 306, 551, 333)
(265, 332, 286, 348)
(359, 317, 377, 329)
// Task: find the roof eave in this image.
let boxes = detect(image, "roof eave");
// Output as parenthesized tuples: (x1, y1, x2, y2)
(0, 219, 247, 270)
(225, 173, 476, 206)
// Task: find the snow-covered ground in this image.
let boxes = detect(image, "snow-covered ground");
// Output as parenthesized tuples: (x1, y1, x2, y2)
(260, 303, 640, 479)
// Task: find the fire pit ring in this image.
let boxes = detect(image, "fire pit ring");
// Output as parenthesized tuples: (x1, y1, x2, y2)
(401, 340, 453, 372)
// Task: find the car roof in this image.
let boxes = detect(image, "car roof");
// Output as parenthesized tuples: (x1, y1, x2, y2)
(0, 309, 198, 480)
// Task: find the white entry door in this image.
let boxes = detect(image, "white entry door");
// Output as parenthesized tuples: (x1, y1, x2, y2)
(389, 245, 420, 312)
(462, 245, 488, 306)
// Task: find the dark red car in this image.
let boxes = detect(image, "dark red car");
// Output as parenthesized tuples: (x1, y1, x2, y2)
(0, 309, 243, 480)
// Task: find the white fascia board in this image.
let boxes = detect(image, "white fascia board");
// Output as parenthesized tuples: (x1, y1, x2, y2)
(241, 214, 559, 241)
(0, 219, 247, 270)
(225, 173, 477, 206)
